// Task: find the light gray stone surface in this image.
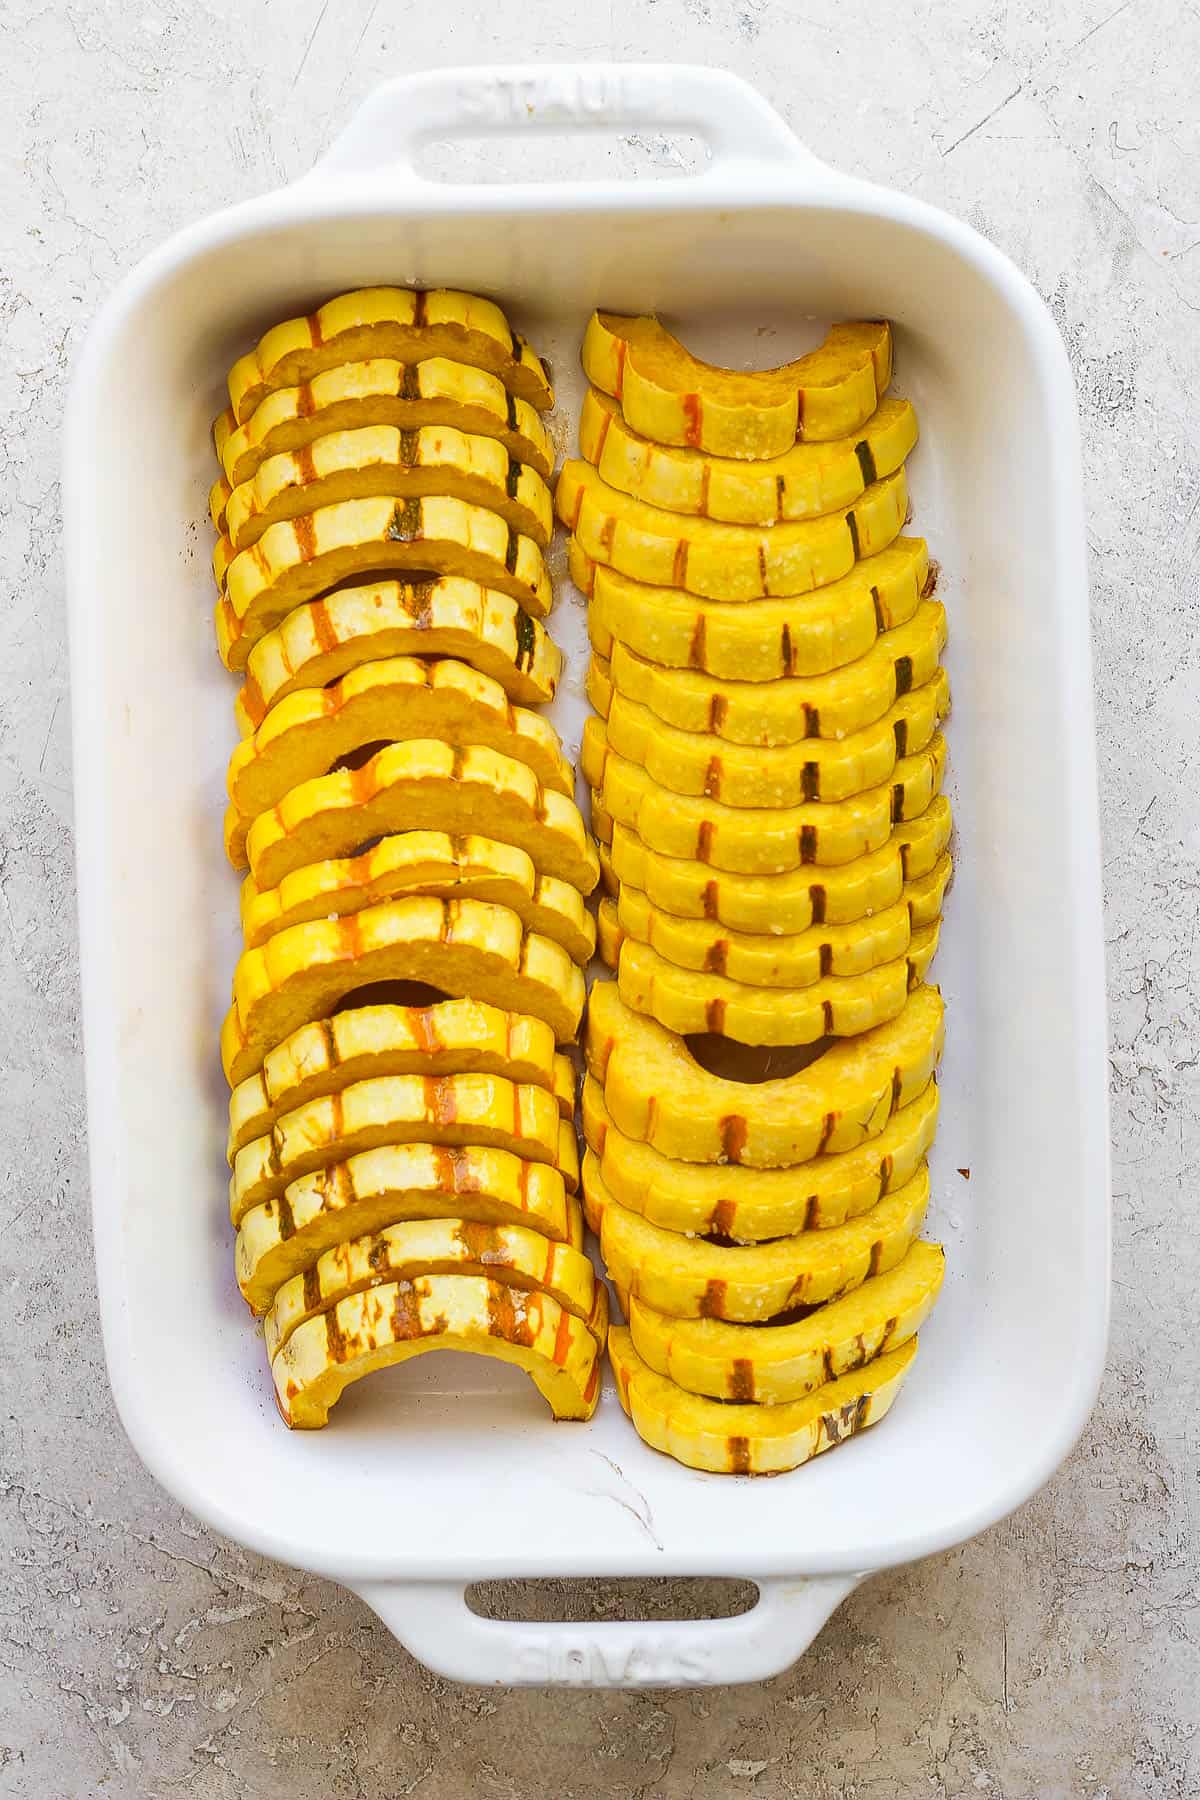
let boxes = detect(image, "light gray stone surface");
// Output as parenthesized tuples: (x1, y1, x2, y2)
(0, 3, 1195, 1794)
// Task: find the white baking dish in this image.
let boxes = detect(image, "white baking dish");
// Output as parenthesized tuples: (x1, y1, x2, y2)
(64, 65, 1109, 1688)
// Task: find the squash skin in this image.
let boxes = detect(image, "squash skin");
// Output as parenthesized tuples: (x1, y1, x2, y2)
(607, 1328, 917, 1474)
(589, 663, 950, 807)
(235, 1143, 581, 1315)
(579, 387, 918, 526)
(274, 1275, 601, 1429)
(219, 494, 552, 670)
(226, 997, 569, 1159)
(582, 313, 892, 456)
(593, 600, 946, 747)
(584, 978, 945, 1169)
(215, 357, 554, 491)
(583, 719, 947, 874)
(612, 923, 941, 1047)
(239, 831, 594, 967)
(226, 422, 553, 551)
(234, 580, 561, 735)
(626, 1242, 943, 1404)
(584, 1151, 930, 1321)
(242, 738, 598, 894)
(224, 896, 586, 1085)
(596, 799, 953, 934)
(582, 1074, 940, 1241)
(555, 458, 907, 600)
(229, 288, 553, 423)
(574, 536, 931, 681)
(264, 1217, 600, 1358)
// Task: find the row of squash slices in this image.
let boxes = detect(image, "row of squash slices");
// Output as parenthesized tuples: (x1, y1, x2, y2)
(559, 312, 951, 1473)
(211, 287, 950, 1476)
(213, 289, 607, 1428)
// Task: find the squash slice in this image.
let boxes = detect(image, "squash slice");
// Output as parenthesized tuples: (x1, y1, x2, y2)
(556, 460, 906, 600)
(239, 831, 595, 966)
(223, 897, 585, 1085)
(227, 997, 567, 1158)
(216, 357, 554, 489)
(628, 1241, 943, 1404)
(591, 667, 949, 807)
(581, 313, 891, 456)
(228, 288, 553, 422)
(616, 928, 939, 1046)
(243, 739, 598, 893)
(235, 1142, 579, 1314)
(585, 1153, 929, 1321)
(227, 654, 572, 832)
(236, 579, 561, 731)
(220, 496, 553, 670)
(584, 978, 945, 1168)
(601, 799, 953, 934)
(583, 721, 947, 873)
(597, 602, 946, 746)
(580, 388, 918, 526)
(613, 862, 950, 989)
(264, 1217, 601, 1358)
(582, 1075, 939, 1241)
(273, 1274, 600, 1429)
(225, 423, 553, 551)
(576, 536, 930, 681)
(230, 1068, 572, 1222)
(608, 1328, 916, 1474)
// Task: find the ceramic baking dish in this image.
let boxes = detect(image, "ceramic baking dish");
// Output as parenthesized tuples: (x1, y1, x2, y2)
(64, 65, 1109, 1688)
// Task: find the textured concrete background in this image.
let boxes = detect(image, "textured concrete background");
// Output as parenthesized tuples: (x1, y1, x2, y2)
(0, 1, 1195, 1794)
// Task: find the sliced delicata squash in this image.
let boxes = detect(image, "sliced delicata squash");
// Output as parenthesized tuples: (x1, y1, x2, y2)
(216, 357, 554, 490)
(612, 867, 947, 989)
(597, 602, 947, 747)
(557, 459, 906, 600)
(235, 1142, 579, 1314)
(585, 1152, 930, 1320)
(616, 931, 923, 1046)
(223, 896, 585, 1085)
(575, 535, 930, 681)
(582, 1074, 939, 1242)
(243, 738, 598, 893)
(236, 579, 561, 731)
(227, 653, 572, 832)
(224, 422, 553, 551)
(230, 1068, 571, 1222)
(608, 1327, 917, 1474)
(229, 287, 553, 423)
(628, 1240, 943, 1404)
(584, 978, 945, 1168)
(220, 495, 553, 670)
(239, 830, 595, 967)
(264, 1216, 600, 1359)
(579, 387, 918, 525)
(582, 313, 892, 456)
(583, 719, 946, 873)
(273, 1274, 600, 1428)
(590, 665, 949, 806)
(601, 798, 953, 934)
(227, 997, 566, 1158)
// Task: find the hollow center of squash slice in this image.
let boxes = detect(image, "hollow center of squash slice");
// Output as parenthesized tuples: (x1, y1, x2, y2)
(333, 979, 450, 1013)
(683, 1033, 832, 1084)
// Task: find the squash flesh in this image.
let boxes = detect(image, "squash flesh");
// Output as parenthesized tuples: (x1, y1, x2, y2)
(627, 1242, 943, 1403)
(608, 1328, 917, 1473)
(273, 1275, 600, 1429)
(234, 1142, 579, 1314)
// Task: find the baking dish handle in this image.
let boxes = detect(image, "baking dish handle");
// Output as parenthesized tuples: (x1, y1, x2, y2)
(308, 64, 824, 188)
(354, 1572, 862, 1687)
